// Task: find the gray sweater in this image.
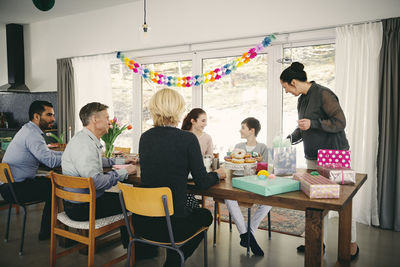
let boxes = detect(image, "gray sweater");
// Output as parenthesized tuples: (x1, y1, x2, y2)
(234, 142, 268, 163)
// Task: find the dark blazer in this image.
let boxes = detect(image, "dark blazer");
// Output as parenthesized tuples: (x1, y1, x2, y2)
(290, 82, 349, 160)
(139, 126, 219, 217)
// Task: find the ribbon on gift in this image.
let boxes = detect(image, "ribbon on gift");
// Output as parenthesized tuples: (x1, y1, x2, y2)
(341, 169, 344, 185)
(325, 163, 345, 184)
(325, 163, 344, 169)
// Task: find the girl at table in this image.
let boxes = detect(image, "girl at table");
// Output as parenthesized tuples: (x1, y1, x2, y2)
(136, 88, 226, 267)
(182, 108, 213, 156)
(182, 108, 214, 208)
(280, 62, 359, 259)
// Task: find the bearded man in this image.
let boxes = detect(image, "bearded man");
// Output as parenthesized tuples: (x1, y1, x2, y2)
(1, 100, 62, 240)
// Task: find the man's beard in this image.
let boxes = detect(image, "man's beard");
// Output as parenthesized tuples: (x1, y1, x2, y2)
(39, 118, 53, 130)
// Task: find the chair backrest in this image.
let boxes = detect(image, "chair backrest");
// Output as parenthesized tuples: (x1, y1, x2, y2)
(114, 147, 131, 154)
(0, 163, 14, 183)
(118, 182, 174, 217)
(49, 171, 96, 204)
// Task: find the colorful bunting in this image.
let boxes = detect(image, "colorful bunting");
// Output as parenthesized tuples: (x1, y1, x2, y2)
(117, 35, 275, 87)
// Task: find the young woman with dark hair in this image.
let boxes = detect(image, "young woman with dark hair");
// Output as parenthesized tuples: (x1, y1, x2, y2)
(181, 108, 213, 156)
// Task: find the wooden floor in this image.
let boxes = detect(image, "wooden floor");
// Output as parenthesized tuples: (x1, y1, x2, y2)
(0, 203, 399, 267)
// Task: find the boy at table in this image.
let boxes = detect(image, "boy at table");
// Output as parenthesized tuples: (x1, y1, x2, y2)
(225, 117, 271, 256)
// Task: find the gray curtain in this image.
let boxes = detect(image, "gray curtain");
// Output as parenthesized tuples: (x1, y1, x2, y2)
(57, 58, 75, 143)
(377, 17, 400, 231)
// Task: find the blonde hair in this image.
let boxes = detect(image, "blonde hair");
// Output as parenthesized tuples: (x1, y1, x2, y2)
(149, 88, 186, 127)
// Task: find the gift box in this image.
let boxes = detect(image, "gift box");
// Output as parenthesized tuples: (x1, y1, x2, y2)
(232, 176, 300, 197)
(317, 149, 351, 168)
(272, 147, 296, 176)
(256, 162, 268, 173)
(316, 166, 356, 185)
(293, 173, 340, 199)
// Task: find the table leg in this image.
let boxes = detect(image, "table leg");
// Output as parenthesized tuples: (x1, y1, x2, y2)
(305, 208, 324, 267)
(338, 199, 352, 265)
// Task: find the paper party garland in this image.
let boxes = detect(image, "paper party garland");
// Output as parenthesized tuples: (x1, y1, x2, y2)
(117, 35, 275, 87)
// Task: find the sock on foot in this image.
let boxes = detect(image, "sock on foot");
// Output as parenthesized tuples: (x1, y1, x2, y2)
(239, 233, 248, 247)
(249, 232, 264, 256)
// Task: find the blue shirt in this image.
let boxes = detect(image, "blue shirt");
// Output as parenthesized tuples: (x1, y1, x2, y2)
(62, 127, 127, 200)
(2, 121, 63, 183)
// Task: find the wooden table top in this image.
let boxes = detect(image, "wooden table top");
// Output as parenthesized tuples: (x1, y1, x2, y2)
(127, 169, 367, 212)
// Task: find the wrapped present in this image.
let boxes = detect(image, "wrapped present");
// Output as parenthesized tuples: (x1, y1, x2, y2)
(272, 147, 297, 176)
(293, 173, 340, 199)
(232, 176, 300, 197)
(256, 162, 268, 173)
(316, 165, 356, 185)
(317, 149, 351, 168)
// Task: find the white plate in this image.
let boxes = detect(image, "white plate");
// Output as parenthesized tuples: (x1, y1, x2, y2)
(224, 162, 257, 171)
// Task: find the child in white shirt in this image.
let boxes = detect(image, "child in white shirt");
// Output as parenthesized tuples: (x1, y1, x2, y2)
(225, 117, 271, 256)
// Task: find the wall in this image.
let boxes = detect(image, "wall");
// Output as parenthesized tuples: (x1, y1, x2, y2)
(23, 0, 400, 92)
(0, 23, 7, 86)
(0, 91, 57, 128)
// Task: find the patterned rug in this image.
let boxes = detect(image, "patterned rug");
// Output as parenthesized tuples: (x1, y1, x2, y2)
(203, 197, 305, 237)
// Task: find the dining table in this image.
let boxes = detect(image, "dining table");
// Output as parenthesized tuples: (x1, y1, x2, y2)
(126, 166, 367, 267)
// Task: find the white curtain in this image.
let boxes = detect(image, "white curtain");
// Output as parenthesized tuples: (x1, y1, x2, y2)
(71, 55, 114, 133)
(335, 22, 383, 226)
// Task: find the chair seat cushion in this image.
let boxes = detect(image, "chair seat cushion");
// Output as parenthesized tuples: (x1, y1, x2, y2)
(57, 212, 129, 230)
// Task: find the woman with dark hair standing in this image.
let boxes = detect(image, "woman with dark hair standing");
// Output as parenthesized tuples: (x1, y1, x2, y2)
(280, 62, 359, 259)
(182, 108, 214, 156)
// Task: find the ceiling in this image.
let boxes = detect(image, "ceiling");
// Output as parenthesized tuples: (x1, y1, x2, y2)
(0, 0, 139, 24)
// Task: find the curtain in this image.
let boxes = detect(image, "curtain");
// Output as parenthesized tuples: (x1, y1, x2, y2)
(335, 22, 383, 226)
(57, 58, 75, 143)
(377, 17, 400, 231)
(71, 55, 114, 133)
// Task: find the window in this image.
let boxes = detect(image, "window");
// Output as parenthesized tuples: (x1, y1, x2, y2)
(110, 30, 335, 156)
(141, 61, 193, 132)
(203, 54, 268, 156)
(282, 44, 335, 167)
(110, 62, 135, 150)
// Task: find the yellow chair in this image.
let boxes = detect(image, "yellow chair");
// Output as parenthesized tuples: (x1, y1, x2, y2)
(49, 171, 128, 267)
(114, 147, 131, 154)
(118, 182, 209, 267)
(0, 163, 43, 255)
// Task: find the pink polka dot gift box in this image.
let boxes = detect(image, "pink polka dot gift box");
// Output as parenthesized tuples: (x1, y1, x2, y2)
(317, 149, 351, 169)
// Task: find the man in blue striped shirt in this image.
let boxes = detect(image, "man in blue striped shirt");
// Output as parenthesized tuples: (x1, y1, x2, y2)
(1, 101, 62, 240)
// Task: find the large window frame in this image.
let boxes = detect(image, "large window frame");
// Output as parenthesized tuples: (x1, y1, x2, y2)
(111, 29, 336, 153)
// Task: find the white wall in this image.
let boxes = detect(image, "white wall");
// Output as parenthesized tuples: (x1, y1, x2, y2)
(24, 0, 400, 92)
(0, 23, 7, 86)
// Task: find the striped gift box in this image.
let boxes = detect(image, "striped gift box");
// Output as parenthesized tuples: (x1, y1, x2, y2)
(293, 173, 340, 199)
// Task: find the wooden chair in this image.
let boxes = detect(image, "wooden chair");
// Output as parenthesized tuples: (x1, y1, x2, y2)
(118, 182, 209, 267)
(114, 147, 131, 154)
(49, 171, 127, 267)
(0, 163, 43, 255)
(213, 198, 271, 256)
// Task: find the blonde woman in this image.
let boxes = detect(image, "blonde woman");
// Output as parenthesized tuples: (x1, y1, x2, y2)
(135, 88, 226, 267)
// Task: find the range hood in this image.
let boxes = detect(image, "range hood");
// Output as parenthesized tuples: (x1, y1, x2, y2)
(0, 24, 30, 92)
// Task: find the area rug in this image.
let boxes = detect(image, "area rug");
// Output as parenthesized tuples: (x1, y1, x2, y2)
(203, 197, 305, 237)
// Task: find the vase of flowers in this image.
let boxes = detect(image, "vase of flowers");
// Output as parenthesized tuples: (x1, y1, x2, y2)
(47, 132, 65, 144)
(46, 132, 67, 150)
(101, 117, 132, 158)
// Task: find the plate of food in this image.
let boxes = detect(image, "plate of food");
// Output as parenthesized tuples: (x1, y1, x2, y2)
(223, 148, 258, 170)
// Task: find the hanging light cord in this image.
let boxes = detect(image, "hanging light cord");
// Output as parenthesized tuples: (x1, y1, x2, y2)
(144, 0, 147, 24)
